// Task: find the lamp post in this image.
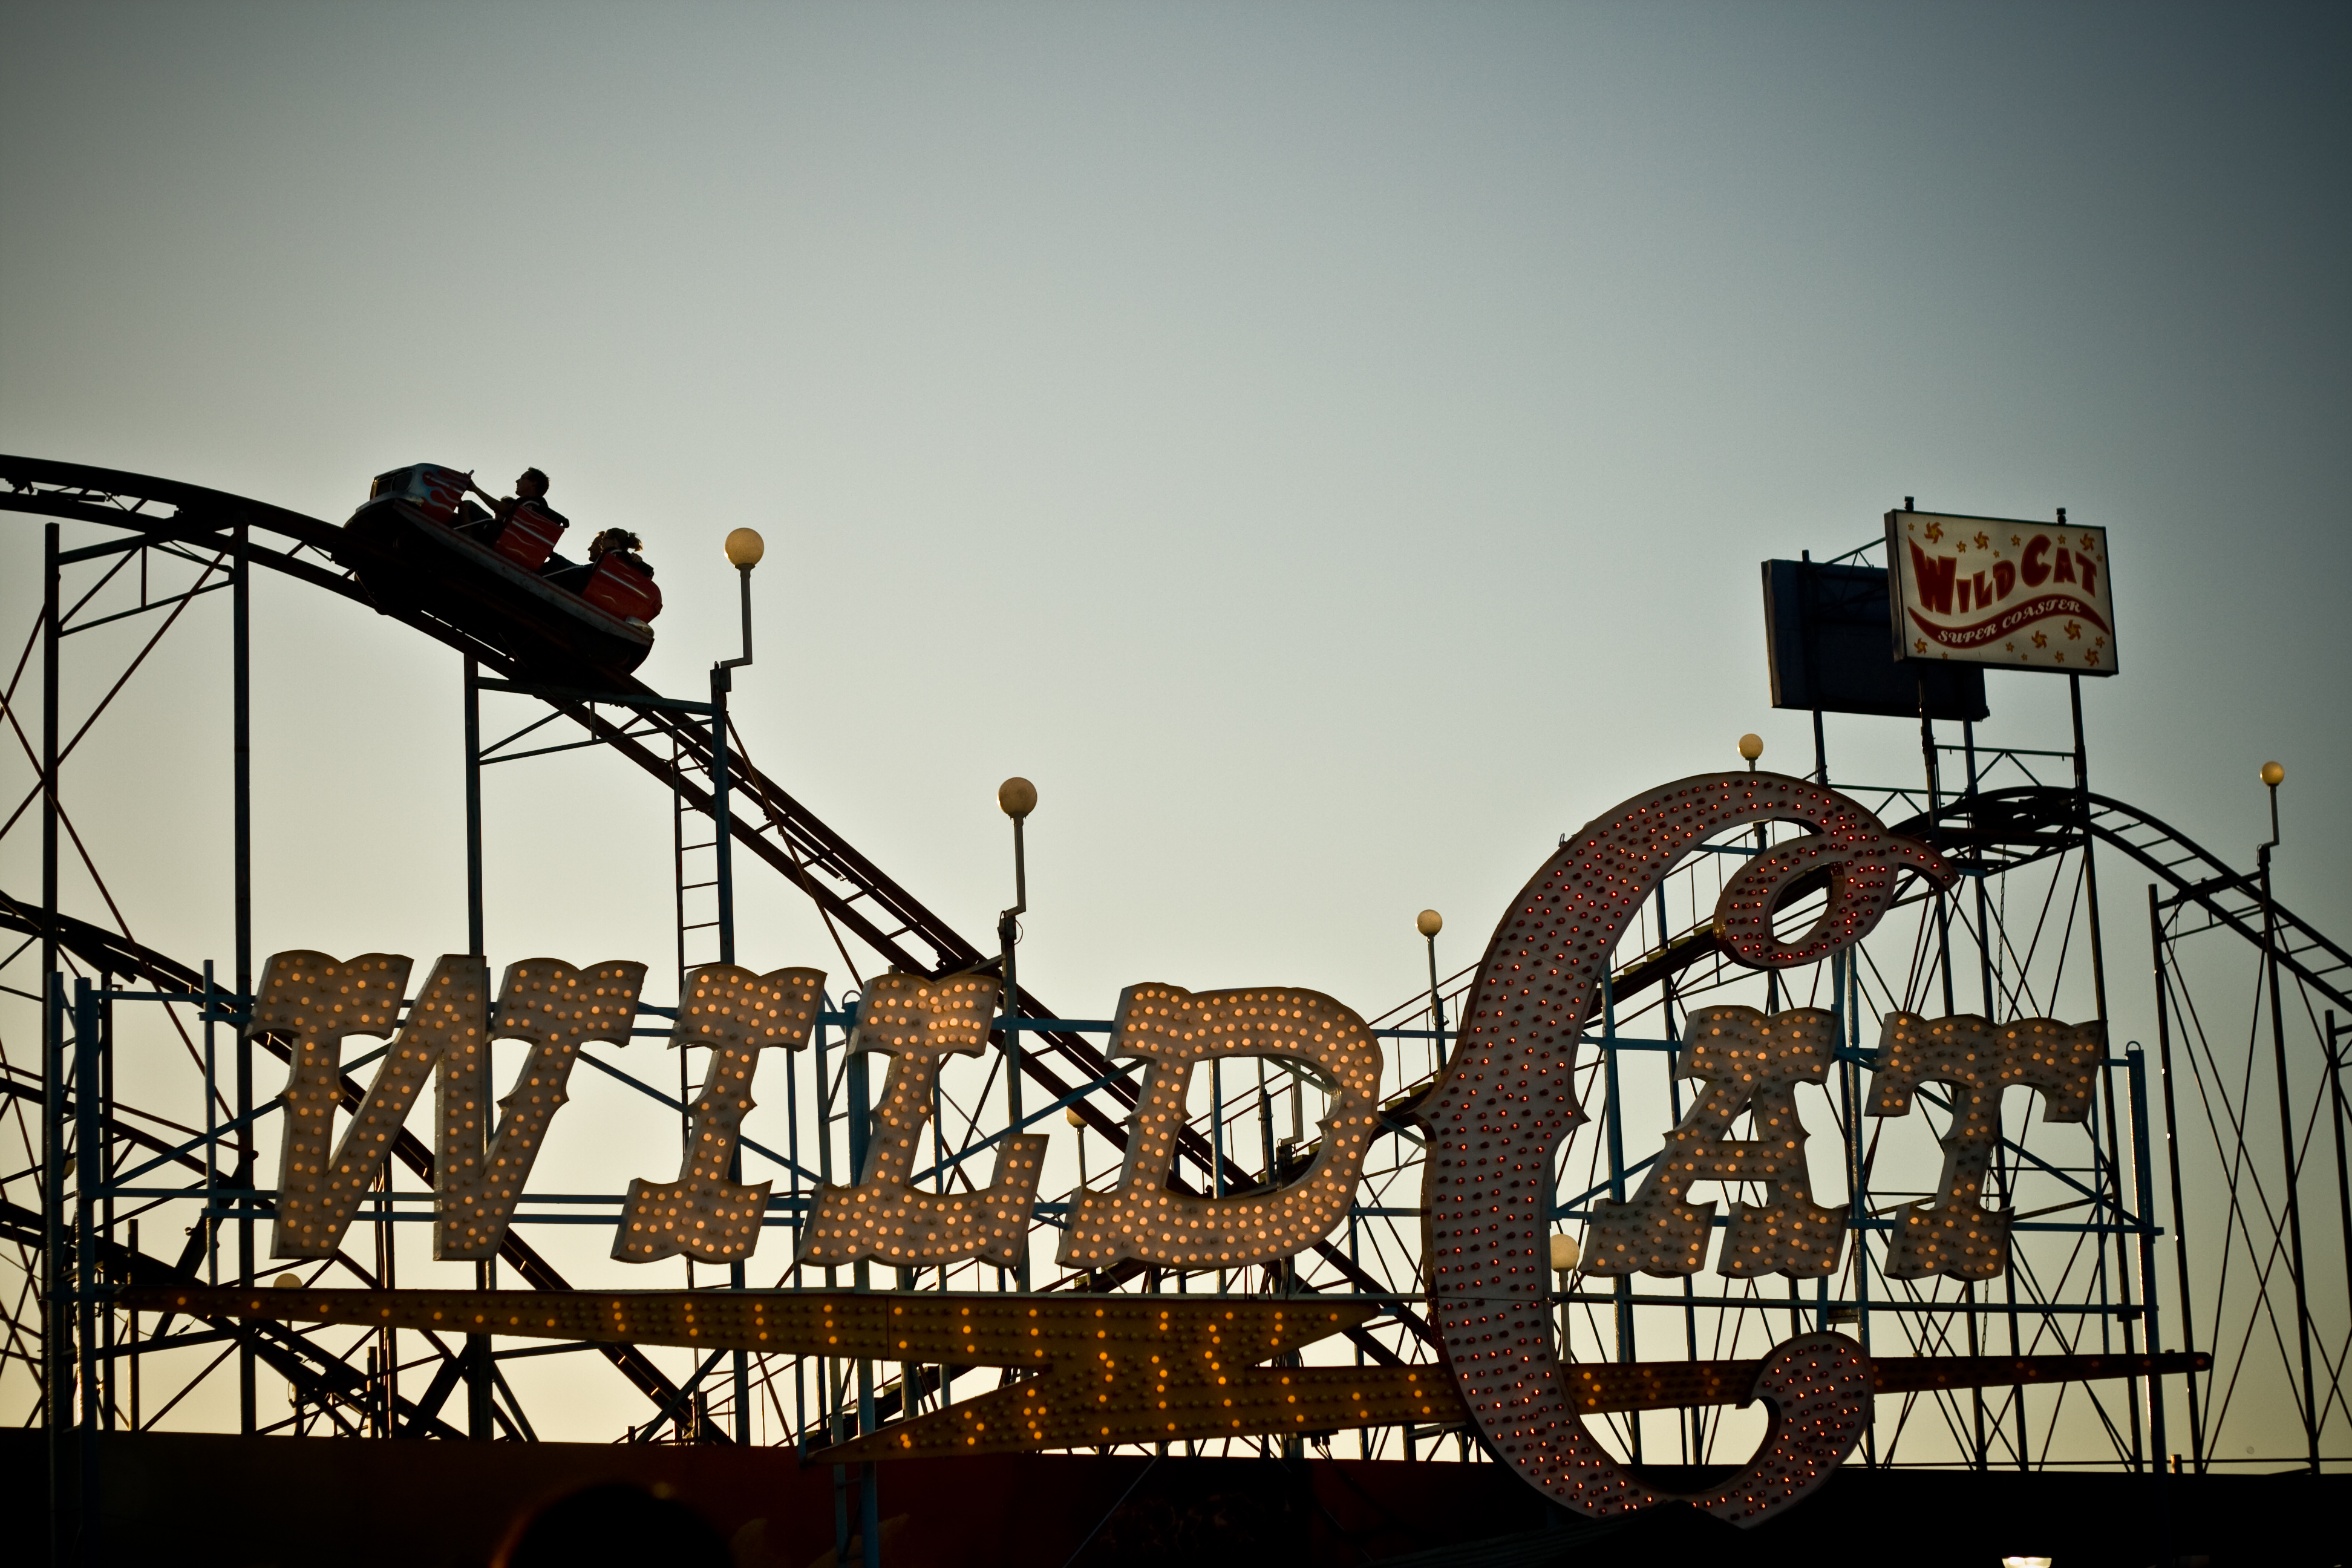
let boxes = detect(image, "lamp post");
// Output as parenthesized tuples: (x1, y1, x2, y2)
(711, 528, 763, 968)
(1417, 909, 1446, 1066)
(711, 526, 762, 1445)
(2256, 760, 2318, 1474)
(1550, 1231, 1579, 1357)
(998, 777, 1036, 1287)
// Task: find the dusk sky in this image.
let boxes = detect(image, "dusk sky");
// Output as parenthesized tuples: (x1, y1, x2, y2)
(2, 1, 2345, 1445)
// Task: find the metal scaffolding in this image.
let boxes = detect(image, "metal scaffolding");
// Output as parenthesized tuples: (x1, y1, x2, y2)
(1, 459, 2344, 1568)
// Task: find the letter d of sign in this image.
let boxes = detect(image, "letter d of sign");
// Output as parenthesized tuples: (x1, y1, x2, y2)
(1059, 984, 1382, 1270)
(795, 973, 1045, 1268)
(614, 965, 823, 1264)
(1869, 1012, 2102, 1280)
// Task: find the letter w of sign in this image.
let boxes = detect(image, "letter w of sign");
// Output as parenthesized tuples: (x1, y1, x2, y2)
(1869, 1013, 2102, 1279)
(1909, 540, 1958, 615)
(257, 951, 645, 1260)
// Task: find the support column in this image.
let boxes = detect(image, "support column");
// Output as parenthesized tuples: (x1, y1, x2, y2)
(2149, 883, 2204, 1470)
(42, 524, 68, 1568)
(234, 520, 255, 1436)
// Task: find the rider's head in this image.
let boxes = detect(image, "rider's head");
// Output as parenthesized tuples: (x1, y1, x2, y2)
(517, 468, 549, 499)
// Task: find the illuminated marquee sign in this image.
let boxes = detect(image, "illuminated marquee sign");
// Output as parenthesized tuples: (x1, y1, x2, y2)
(201, 771, 2184, 1527)
(1885, 509, 2116, 673)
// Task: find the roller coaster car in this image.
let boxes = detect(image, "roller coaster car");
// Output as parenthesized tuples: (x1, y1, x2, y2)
(340, 464, 661, 681)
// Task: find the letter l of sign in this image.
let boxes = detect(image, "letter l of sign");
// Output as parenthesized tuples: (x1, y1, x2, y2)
(794, 973, 1045, 1269)
(614, 965, 823, 1264)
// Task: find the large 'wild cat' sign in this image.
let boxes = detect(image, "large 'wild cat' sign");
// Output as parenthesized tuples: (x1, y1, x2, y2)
(238, 773, 2123, 1524)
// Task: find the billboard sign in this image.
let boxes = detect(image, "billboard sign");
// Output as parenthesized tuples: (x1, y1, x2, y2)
(1884, 511, 2116, 675)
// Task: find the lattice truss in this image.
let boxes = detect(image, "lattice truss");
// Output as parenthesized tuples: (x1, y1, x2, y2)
(0, 477, 2342, 1477)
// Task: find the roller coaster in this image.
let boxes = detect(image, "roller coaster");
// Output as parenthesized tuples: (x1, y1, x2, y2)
(1, 456, 2345, 1557)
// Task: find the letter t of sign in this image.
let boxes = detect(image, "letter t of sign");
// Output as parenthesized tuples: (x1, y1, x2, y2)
(614, 965, 823, 1264)
(1869, 1012, 2102, 1279)
(795, 973, 1045, 1268)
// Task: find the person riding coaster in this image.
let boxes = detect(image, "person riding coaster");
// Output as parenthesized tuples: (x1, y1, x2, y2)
(458, 466, 565, 547)
(447, 468, 661, 619)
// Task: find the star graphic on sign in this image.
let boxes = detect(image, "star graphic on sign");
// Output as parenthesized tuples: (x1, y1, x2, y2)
(2054, 651, 2066, 662)
(1923, 521, 1944, 543)
(2033, 631, 2049, 648)
(2065, 621, 2082, 640)
(2079, 534, 2096, 552)
(2005, 641, 2016, 652)
(1913, 638, 1927, 654)
(2011, 534, 2022, 547)
(2094, 635, 2106, 648)
(1974, 532, 1989, 549)
(2085, 648, 2101, 667)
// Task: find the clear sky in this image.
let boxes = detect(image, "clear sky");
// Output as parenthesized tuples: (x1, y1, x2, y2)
(5, 0, 2343, 1012)
(2, 0, 2346, 1446)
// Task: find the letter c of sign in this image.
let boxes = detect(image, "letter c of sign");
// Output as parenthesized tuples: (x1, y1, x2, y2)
(1418, 773, 1952, 1525)
(2021, 534, 2053, 587)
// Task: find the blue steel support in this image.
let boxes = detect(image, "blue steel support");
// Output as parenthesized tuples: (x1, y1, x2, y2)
(74, 976, 101, 1563)
(1599, 969, 1637, 1462)
(42, 521, 70, 1568)
(2127, 1043, 2175, 1557)
(233, 518, 256, 1437)
(2148, 884, 2204, 1470)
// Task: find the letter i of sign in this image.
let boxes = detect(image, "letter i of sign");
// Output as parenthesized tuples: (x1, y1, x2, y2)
(615, 965, 823, 1264)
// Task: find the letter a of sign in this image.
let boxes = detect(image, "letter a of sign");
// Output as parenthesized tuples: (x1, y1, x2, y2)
(1584, 1007, 1847, 1279)
(795, 973, 1045, 1268)
(615, 965, 823, 1264)
(1869, 1012, 2102, 1279)
(257, 950, 645, 1261)
(1059, 984, 1382, 1270)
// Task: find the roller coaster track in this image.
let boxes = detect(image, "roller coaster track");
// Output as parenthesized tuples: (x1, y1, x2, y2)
(0, 457, 1364, 1383)
(0, 456, 1165, 1163)
(1600, 785, 2352, 1021)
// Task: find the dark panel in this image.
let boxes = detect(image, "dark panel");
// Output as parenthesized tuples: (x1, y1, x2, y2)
(1762, 559, 1988, 722)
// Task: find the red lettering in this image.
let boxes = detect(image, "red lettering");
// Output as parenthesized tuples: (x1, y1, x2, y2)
(2053, 547, 2076, 584)
(1993, 561, 2016, 601)
(1909, 541, 1958, 615)
(2079, 560, 2097, 596)
(2021, 535, 2052, 587)
(1956, 578, 1973, 612)
(1971, 571, 1990, 609)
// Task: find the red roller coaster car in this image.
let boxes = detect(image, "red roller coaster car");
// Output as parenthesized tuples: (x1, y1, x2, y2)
(341, 463, 662, 680)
